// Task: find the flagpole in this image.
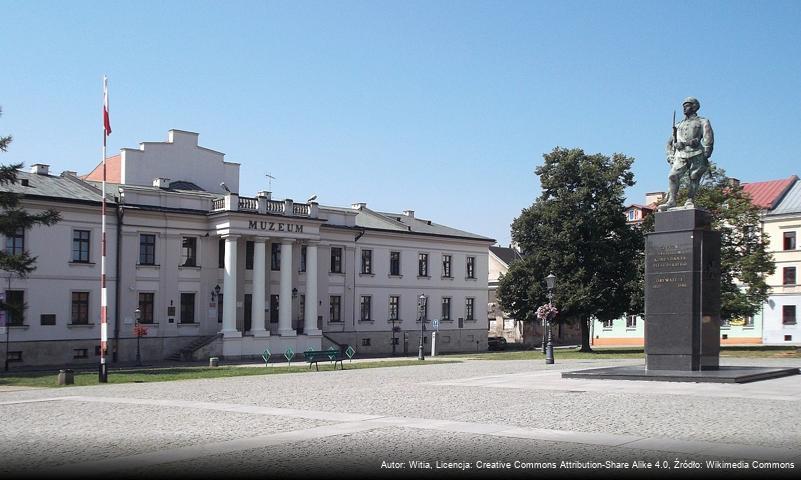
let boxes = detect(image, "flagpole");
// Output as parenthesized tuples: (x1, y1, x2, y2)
(99, 76, 110, 383)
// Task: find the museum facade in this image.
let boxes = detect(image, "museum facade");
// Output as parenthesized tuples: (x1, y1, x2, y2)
(1, 130, 494, 366)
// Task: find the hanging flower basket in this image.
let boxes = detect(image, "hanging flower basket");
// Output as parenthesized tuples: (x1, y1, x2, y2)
(535, 303, 558, 322)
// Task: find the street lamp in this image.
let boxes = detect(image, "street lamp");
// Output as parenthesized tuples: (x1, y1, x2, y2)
(545, 273, 556, 365)
(418, 294, 427, 361)
(134, 307, 142, 366)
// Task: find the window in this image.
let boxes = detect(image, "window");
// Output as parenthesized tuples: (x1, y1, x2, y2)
(71, 292, 90, 325)
(300, 245, 307, 273)
(72, 230, 90, 263)
(5, 227, 24, 256)
(7, 351, 22, 362)
(330, 247, 342, 273)
(360, 296, 372, 321)
(270, 295, 279, 323)
(783, 267, 797, 286)
(361, 249, 372, 274)
(330, 296, 342, 322)
(361, 338, 371, 347)
(418, 253, 429, 277)
(783, 305, 796, 325)
(138, 293, 154, 324)
(465, 297, 474, 320)
(390, 251, 401, 276)
(180, 293, 195, 324)
(4, 290, 24, 325)
(271, 243, 280, 270)
(139, 234, 156, 265)
(218, 238, 225, 268)
(627, 210, 636, 221)
(466, 256, 476, 279)
(73, 348, 88, 359)
(40, 314, 56, 326)
(441, 297, 451, 321)
(626, 315, 637, 329)
(602, 319, 614, 329)
(389, 296, 400, 321)
(442, 255, 452, 278)
(181, 237, 197, 267)
(216, 293, 223, 323)
(785, 232, 797, 251)
(246, 241, 254, 270)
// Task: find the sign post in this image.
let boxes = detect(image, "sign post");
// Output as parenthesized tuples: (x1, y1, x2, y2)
(431, 318, 439, 357)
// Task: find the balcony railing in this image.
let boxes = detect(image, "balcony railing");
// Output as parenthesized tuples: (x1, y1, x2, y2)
(210, 194, 315, 218)
(238, 196, 258, 211)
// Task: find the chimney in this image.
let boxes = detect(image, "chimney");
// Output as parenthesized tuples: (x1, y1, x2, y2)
(153, 178, 171, 189)
(61, 170, 78, 177)
(403, 209, 415, 218)
(352, 202, 367, 210)
(728, 178, 740, 187)
(30, 164, 49, 175)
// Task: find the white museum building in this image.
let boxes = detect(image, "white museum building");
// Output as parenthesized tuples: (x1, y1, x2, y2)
(1, 130, 494, 366)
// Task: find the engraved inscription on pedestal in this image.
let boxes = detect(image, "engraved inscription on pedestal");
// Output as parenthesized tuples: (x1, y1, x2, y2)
(645, 209, 720, 371)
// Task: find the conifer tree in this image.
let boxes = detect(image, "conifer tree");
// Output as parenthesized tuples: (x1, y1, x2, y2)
(0, 107, 61, 276)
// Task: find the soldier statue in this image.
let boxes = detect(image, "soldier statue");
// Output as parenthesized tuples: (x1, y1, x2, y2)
(657, 97, 714, 211)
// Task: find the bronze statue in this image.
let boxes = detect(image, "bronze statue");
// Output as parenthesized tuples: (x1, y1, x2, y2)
(657, 97, 714, 211)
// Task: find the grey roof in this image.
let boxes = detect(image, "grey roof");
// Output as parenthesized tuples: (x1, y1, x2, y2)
(2, 171, 106, 203)
(321, 206, 493, 241)
(375, 211, 494, 241)
(489, 246, 522, 265)
(169, 180, 204, 191)
(769, 180, 801, 215)
(84, 180, 221, 199)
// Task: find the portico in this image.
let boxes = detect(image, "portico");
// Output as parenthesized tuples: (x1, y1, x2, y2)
(212, 195, 325, 357)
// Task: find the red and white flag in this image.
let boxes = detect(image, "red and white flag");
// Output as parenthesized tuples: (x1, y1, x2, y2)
(103, 76, 112, 136)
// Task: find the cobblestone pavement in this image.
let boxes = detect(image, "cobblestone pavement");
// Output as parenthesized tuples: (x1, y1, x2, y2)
(1, 357, 799, 478)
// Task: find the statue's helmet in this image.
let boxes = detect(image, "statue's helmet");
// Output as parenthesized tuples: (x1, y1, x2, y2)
(682, 97, 700, 109)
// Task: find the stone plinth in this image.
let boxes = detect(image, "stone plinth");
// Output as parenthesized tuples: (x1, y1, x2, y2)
(645, 208, 721, 371)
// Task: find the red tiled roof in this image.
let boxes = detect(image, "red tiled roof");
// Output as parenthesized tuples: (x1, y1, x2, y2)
(741, 176, 798, 209)
(83, 154, 121, 183)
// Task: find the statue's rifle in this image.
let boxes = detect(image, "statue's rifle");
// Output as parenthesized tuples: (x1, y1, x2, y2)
(668, 110, 678, 159)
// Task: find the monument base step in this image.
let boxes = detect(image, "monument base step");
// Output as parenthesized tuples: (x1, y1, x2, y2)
(561, 365, 799, 384)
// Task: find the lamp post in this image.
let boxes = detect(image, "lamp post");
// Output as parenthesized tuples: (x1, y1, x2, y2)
(417, 294, 426, 361)
(134, 307, 142, 366)
(545, 273, 556, 365)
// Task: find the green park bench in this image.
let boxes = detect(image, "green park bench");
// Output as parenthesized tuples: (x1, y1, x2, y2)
(303, 349, 345, 371)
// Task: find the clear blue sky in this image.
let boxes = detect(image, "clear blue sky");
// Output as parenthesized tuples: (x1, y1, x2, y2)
(2, 0, 800, 245)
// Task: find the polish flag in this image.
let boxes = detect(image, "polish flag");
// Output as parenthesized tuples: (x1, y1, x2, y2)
(103, 76, 111, 136)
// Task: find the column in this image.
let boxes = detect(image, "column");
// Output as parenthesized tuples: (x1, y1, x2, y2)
(222, 235, 240, 337)
(278, 238, 296, 336)
(251, 238, 269, 337)
(304, 241, 321, 336)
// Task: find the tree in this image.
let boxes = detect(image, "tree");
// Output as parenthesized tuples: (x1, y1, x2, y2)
(641, 163, 774, 322)
(0, 107, 61, 277)
(498, 148, 642, 351)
